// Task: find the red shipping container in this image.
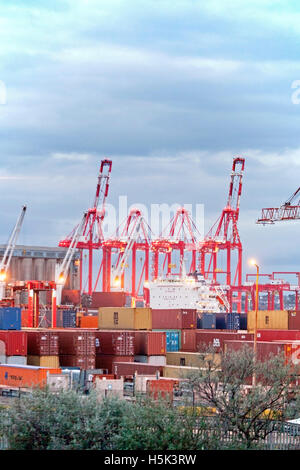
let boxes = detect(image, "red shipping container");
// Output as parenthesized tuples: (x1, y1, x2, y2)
(288, 311, 300, 330)
(0, 331, 27, 356)
(21, 310, 29, 328)
(113, 362, 164, 378)
(0, 364, 61, 389)
(134, 331, 166, 356)
(224, 340, 287, 362)
(151, 309, 197, 329)
(146, 379, 174, 400)
(257, 330, 300, 342)
(91, 292, 126, 308)
(181, 330, 254, 353)
(95, 330, 135, 356)
(56, 330, 96, 355)
(96, 355, 134, 373)
(59, 355, 95, 370)
(26, 330, 59, 356)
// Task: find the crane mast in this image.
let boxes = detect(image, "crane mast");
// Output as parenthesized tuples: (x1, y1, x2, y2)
(0, 205, 27, 301)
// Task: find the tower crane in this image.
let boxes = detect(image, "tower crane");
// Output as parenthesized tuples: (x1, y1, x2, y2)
(257, 187, 300, 224)
(55, 212, 88, 306)
(0, 205, 27, 301)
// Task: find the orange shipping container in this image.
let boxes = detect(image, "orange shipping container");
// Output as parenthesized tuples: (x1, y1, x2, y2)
(0, 364, 61, 389)
(80, 316, 98, 328)
(146, 379, 174, 400)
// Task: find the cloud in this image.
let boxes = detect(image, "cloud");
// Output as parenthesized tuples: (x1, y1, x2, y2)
(52, 152, 91, 161)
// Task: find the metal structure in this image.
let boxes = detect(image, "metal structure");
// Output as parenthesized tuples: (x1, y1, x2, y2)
(257, 187, 300, 224)
(0, 205, 27, 301)
(59, 160, 112, 295)
(151, 207, 200, 280)
(199, 157, 245, 311)
(55, 212, 88, 306)
(102, 208, 151, 299)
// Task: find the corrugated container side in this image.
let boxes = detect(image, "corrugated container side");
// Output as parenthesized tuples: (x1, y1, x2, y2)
(197, 313, 216, 329)
(95, 355, 134, 373)
(95, 331, 135, 356)
(6, 356, 27, 365)
(0, 307, 21, 330)
(147, 379, 174, 400)
(26, 330, 59, 356)
(91, 291, 126, 308)
(247, 310, 288, 331)
(151, 309, 197, 329)
(224, 340, 286, 361)
(98, 307, 152, 330)
(163, 365, 201, 379)
(181, 309, 197, 329)
(59, 355, 95, 370)
(134, 355, 167, 366)
(113, 362, 164, 378)
(56, 330, 96, 355)
(152, 330, 181, 351)
(193, 330, 254, 353)
(80, 316, 98, 328)
(256, 329, 300, 342)
(0, 364, 61, 388)
(166, 351, 221, 368)
(288, 311, 300, 330)
(134, 331, 166, 355)
(27, 355, 60, 368)
(181, 330, 196, 352)
(0, 331, 27, 356)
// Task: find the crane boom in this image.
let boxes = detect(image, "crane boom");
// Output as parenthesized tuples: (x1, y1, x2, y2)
(0, 205, 27, 300)
(257, 187, 300, 224)
(55, 212, 88, 305)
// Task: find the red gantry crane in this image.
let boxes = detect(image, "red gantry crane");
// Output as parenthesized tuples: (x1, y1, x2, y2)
(257, 187, 300, 224)
(59, 160, 112, 296)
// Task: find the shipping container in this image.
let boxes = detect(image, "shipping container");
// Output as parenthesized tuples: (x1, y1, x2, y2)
(151, 309, 196, 329)
(134, 355, 167, 366)
(163, 365, 201, 379)
(152, 329, 181, 352)
(166, 351, 221, 368)
(134, 331, 166, 356)
(287, 311, 300, 330)
(0, 331, 27, 356)
(62, 310, 76, 328)
(240, 314, 247, 330)
(113, 362, 164, 378)
(0, 307, 21, 330)
(0, 364, 61, 388)
(56, 330, 96, 355)
(197, 313, 216, 329)
(91, 292, 126, 308)
(21, 310, 29, 328)
(59, 355, 95, 370)
(98, 307, 152, 330)
(95, 330, 135, 356)
(95, 355, 134, 373)
(6, 356, 27, 365)
(256, 329, 300, 342)
(181, 329, 254, 353)
(27, 355, 60, 368)
(80, 315, 98, 328)
(146, 379, 174, 400)
(224, 340, 288, 362)
(26, 330, 59, 356)
(247, 310, 288, 331)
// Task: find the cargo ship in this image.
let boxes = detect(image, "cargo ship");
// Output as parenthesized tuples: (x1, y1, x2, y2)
(144, 272, 227, 312)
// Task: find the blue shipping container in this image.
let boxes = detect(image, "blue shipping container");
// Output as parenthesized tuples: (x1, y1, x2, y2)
(0, 307, 21, 330)
(227, 313, 240, 330)
(197, 313, 216, 329)
(239, 314, 247, 330)
(62, 310, 76, 328)
(215, 313, 226, 329)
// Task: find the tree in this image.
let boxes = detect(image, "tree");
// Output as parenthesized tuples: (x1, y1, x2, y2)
(185, 344, 300, 449)
(0, 388, 129, 450)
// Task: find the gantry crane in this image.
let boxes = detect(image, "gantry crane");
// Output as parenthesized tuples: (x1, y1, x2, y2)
(55, 212, 88, 306)
(59, 159, 112, 295)
(257, 187, 300, 224)
(0, 205, 27, 301)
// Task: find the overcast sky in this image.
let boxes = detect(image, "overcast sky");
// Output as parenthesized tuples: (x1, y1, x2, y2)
(0, 0, 299, 283)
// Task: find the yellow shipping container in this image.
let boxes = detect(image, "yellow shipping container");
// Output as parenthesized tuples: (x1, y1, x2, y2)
(27, 355, 60, 368)
(98, 307, 152, 330)
(163, 365, 201, 379)
(166, 352, 221, 368)
(247, 310, 288, 331)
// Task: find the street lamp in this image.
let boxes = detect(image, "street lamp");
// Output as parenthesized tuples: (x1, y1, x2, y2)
(249, 258, 259, 387)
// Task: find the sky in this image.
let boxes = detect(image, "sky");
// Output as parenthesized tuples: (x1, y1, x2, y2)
(0, 0, 300, 284)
